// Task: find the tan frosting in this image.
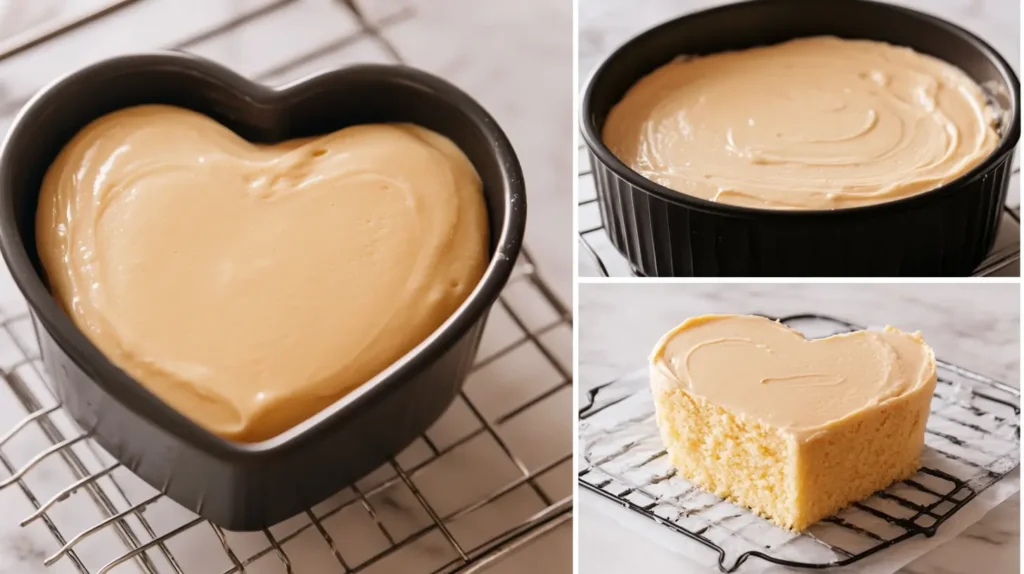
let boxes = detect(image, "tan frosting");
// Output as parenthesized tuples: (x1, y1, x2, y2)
(603, 36, 999, 209)
(650, 315, 936, 439)
(36, 105, 489, 442)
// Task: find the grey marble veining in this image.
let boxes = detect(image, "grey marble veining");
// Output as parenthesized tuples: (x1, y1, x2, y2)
(578, 282, 1020, 574)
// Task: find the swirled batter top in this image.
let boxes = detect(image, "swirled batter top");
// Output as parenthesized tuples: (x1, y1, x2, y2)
(37, 105, 489, 442)
(650, 315, 936, 438)
(603, 36, 999, 209)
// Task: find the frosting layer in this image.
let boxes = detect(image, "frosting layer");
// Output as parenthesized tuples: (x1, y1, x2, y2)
(37, 105, 489, 442)
(603, 36, 999, 209)
(651, 314, 936, 438)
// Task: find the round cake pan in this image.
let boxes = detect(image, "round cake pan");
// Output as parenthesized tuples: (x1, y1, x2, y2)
(0, 53, 526, 530)
(581, 0, 1020, 277)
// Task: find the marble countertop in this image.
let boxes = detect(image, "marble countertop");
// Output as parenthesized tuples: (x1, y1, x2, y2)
(578, 282, 1020, 573)
(0, 0, 573, 573)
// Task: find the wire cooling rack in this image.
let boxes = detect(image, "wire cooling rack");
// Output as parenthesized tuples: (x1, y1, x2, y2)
(0, 1, 572, 573)
(578, 313, 1020, 573)
(577, 147, 1023, 278)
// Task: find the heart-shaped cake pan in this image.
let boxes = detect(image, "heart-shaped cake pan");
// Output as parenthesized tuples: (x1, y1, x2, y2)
(0, 52, 526, 530)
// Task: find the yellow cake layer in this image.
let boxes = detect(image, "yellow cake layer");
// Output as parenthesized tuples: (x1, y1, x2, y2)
(650, 315, 937, 531)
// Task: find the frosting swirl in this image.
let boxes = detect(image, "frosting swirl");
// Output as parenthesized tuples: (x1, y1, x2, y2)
(603, 37, 999, 209)
(651, 314, 936, 438)
(36, 105, 489, 442)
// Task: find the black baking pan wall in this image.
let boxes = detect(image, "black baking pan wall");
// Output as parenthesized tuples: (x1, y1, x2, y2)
(0, 53, 526, 530)
(581, 0, 1020, 277)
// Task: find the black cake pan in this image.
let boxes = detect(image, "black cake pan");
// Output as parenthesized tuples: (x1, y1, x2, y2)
(0, 53, 525, 530)
(581, 0, 1021, 277)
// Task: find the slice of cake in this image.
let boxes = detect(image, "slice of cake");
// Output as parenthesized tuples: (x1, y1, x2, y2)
(650, 314, 937, 531)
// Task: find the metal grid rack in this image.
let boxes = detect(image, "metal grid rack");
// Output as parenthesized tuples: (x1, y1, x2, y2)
(578, 314, 1020, 573)
(577, 145, 1023, 278)
(0, 1, 572, 572)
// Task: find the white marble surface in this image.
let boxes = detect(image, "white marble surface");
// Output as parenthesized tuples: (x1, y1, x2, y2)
(577, 0, 1022, 277)
(578, 282, 1020, 573)
(0, 0, 573, 572)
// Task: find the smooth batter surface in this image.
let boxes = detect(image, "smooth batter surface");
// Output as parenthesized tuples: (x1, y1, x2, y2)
(37, 105, 489, 442)
(651, 314, 936, 439)
(604, 36, 999, 209)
